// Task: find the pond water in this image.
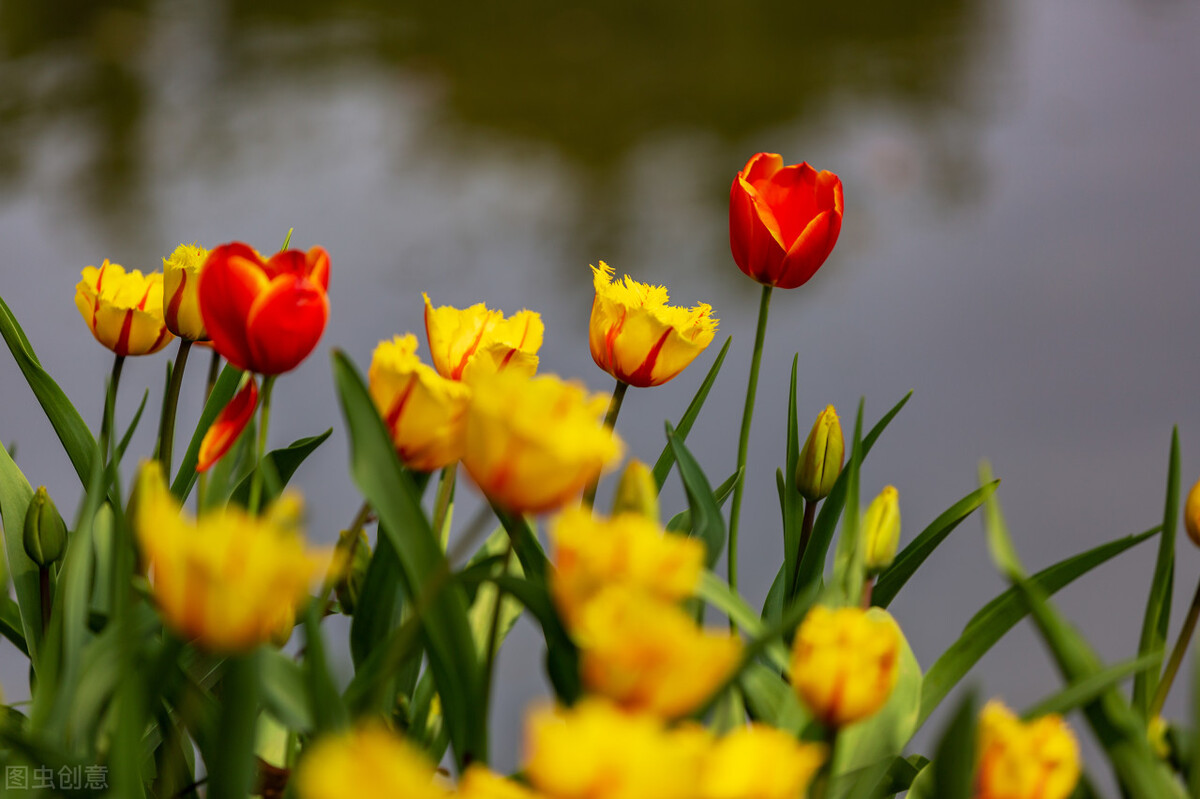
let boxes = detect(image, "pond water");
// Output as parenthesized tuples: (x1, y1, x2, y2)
(2, 0, 1200, 779)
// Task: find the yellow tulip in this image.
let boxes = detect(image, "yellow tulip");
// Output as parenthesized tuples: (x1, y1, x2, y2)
(610, 459, 660, 521)
(573, 585, 742, 718)
(1184, 476, 1200, 547)
(699, 724, 827, 799)
(456, 766, 541, 799)
(790, 605, 900, 727)
(369, 335, 472, 471)
(862, 485, 901, 574)
(295, 725, 447, 799)
(975, 701, 1080, 799)
(549, 507, 703, 627)
(588, 262, 717, 387)
(423, 293, 542, 382)
(524, 699, 711, 799)
(796, 405, 844, 502)
(134, 462, 330, 652)
(461, 372, 622, 514)
(74, 260, 174, 356)
(162, 242, 210, 340)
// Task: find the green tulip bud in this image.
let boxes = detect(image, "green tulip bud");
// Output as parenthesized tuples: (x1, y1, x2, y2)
(334, 529, 371, 615)
(611, 459, 660, 523)
(23, 486, 67, 567)
(862, 486, 900, 574)
(796, 405, 844, 502)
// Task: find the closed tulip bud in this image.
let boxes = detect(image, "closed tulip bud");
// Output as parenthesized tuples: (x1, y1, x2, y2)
(862, 485, 900, 574)
(23, 486, 67, 567)
(796, 405, 843, 502)
(612, 460, 659, 522)
(334, 529, 371, 615)
(1184, 476, 1200, 547)
(162, 242, 210, 340)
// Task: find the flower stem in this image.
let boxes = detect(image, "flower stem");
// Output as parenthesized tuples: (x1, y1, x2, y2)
(811, 726, 839, 799)
(582, 379, 628, 509)
(728, 285, 773, 605)
(157, 338, 192, 476)
(247, 375, 276, 515)
(1150, 574, 1200, 717)
(791, 498, 818, 597)
(39, 566, 51, 635)
(433, 464, 457, 549)
(481, 543, 514, 725)
(197, 350, 222, 511)
(98, 354, 126, 463)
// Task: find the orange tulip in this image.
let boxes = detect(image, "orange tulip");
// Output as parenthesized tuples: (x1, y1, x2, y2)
(198, 242, 330, 375)
(729, 153, 843, 289)
(197, 378, 258, 472)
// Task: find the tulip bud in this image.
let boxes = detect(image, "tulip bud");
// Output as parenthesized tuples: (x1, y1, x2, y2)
(862, 486, 900, 575)
(334, 529, 371, 615)
(1185, 477, 1200, 547)
(796, 405, 843, 502)
(23, 486, 67, 567)
(611, 460, 659, 523)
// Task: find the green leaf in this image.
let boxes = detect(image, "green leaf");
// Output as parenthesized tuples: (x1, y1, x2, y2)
(738, 662, 810, 735)
(1022, 652, 1162, 720)
(651, 336, 731, 490)
(350, 529, 407, 670)
(665, 469, 739, 535)
(466, 532, 524, 667)
(932, 691, 977, 799)
(871, 481, 999, 608)
(208, 651, 262, 799)
(829, 400, 865, 607)
(667, 424, 725, 568)
(332, 350, 484, 769)
(229, 429, 333, 507)
(169, 364, 244, 500)
(0, 596, 28, 657)
(0, 296, 97, 485)
(1134, 428, 1178, 718)
(0, 443, 45, 670)
(492, 507, 549, 586)
(115, 389, 149, 463)
(261, 648, 315, 732)
(696, 571, 789, 671)
(781, 357, 805, 601)
(303, 603, 349, 734)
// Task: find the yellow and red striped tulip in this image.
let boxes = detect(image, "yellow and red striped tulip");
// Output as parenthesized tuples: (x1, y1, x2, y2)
(74, 260, 174, 356)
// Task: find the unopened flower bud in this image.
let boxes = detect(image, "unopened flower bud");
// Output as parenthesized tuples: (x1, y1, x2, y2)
(862, 486, 900, 575)
(611, 460, 659, 523)
(796, 405, 843, 502)
(334, 529, 371, 615)
(1185, 477, 1200, 547)
(24, 486, 67, 567)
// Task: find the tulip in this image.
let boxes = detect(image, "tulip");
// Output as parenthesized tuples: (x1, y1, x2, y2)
(198, 242, 330, 375)
(457, 766, 541, 799)
(196, 377, 258, 472)
(610, 459, 660, 522)
(162, 242, 211, 340)
(699, 725, 826, 799)
(295, 726, 445, 799)
(796, 405, 844, 502)
(74, 260, 174, 356)
(134, 461, 330, 651)
(23, 486, 67, 568)
(729, 153, 844, 289)
(862, 485, 901, 575)
(1185, 476, 1200, 547)
(975, 701, 1080, 799)
(461, 372, 622, 514)
(588, 262, 717, 388)
(423, 293, 542, 382)
(790, 605, 900, 727)
(368, 334, 471, 472)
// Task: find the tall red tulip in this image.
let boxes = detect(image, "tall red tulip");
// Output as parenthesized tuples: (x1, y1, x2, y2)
(729, 153, 843, 289)
(199, 242, 331, 375)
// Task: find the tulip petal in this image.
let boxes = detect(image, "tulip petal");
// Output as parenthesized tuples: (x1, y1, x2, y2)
(306, 246, 331, 291)
(200, 243, 270, 371)
(244, 274, 329, 375)
(741, 152, 784, 184)
(778, 209, 842, 290)
(198, 378, 259, 472)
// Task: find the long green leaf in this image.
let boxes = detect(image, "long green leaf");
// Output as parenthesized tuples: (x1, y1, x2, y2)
(829, 400, 865, 607)
(665, 469, 739, 535)
(872, 481, 999, 608)
(0, 296, 97, 485)
(781, 356, 805, 601)
(229, 429, 333, 506)
(115, 389, 149, 463)
(738, 662, 810, 734)
(332, 350, 484, 769)
(697, 571, 789, 671)
(1134, 428, 1178, 718)
(170, 364, 244, 500)
(0, 597, 28, 656)
(651, 336, 731, 489)
(667, 424, 725, 568)
(932, 691, 977, 799)
(919, 526, 1158, 728)
(0, 443, 44, 669)
(1022, 652, 1162, 721)
(261, 648, 315, 732)
(349, 530, 407, 670)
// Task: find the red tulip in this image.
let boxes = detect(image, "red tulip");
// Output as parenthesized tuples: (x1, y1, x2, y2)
(198, 242, 331, 375)
(197, 378, 258, 472)
(729, 153, 843, 290)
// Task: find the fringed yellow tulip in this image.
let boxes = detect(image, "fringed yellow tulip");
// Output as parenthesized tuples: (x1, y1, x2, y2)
(524, 699, 711, 799)
(975, 701, 1080, 799)
(423, 293, 543, 382)
(573, 586, 742, 718)
(462, 372, 623, 514)
(790, 606, 900, 727)
(699, 724, 827, 799)
(296, 726, 447, 799)
(74, 260, 173, 356)
(456, 766, 541, 799)
(162, 242, 210, 340)
(549, 507, 703, 627)
(134, 462, 330, 652)
(369, 334, 471, 471)
(588, 262, 717, 388)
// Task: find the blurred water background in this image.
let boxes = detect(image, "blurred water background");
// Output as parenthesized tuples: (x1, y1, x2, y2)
(2, 0, 1200, 783)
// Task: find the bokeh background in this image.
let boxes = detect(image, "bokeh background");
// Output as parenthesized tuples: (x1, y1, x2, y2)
(2, 0, 1200, 784)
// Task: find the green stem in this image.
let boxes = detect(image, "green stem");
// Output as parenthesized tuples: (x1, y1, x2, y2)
(480, 543, 514, 723)
(98, 354, 126, 462)
(811, 726, 840, 799)
(39, 566, 51, 636)
(1151, 574, 1200, 717)
(582, 379, 629, 509)
(791, 498, 818, 597)
(247, 375, 276, 515)
(157, 338, 192, 476)
(433, 464, 458, 549)
(728, 285, 773, 605)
